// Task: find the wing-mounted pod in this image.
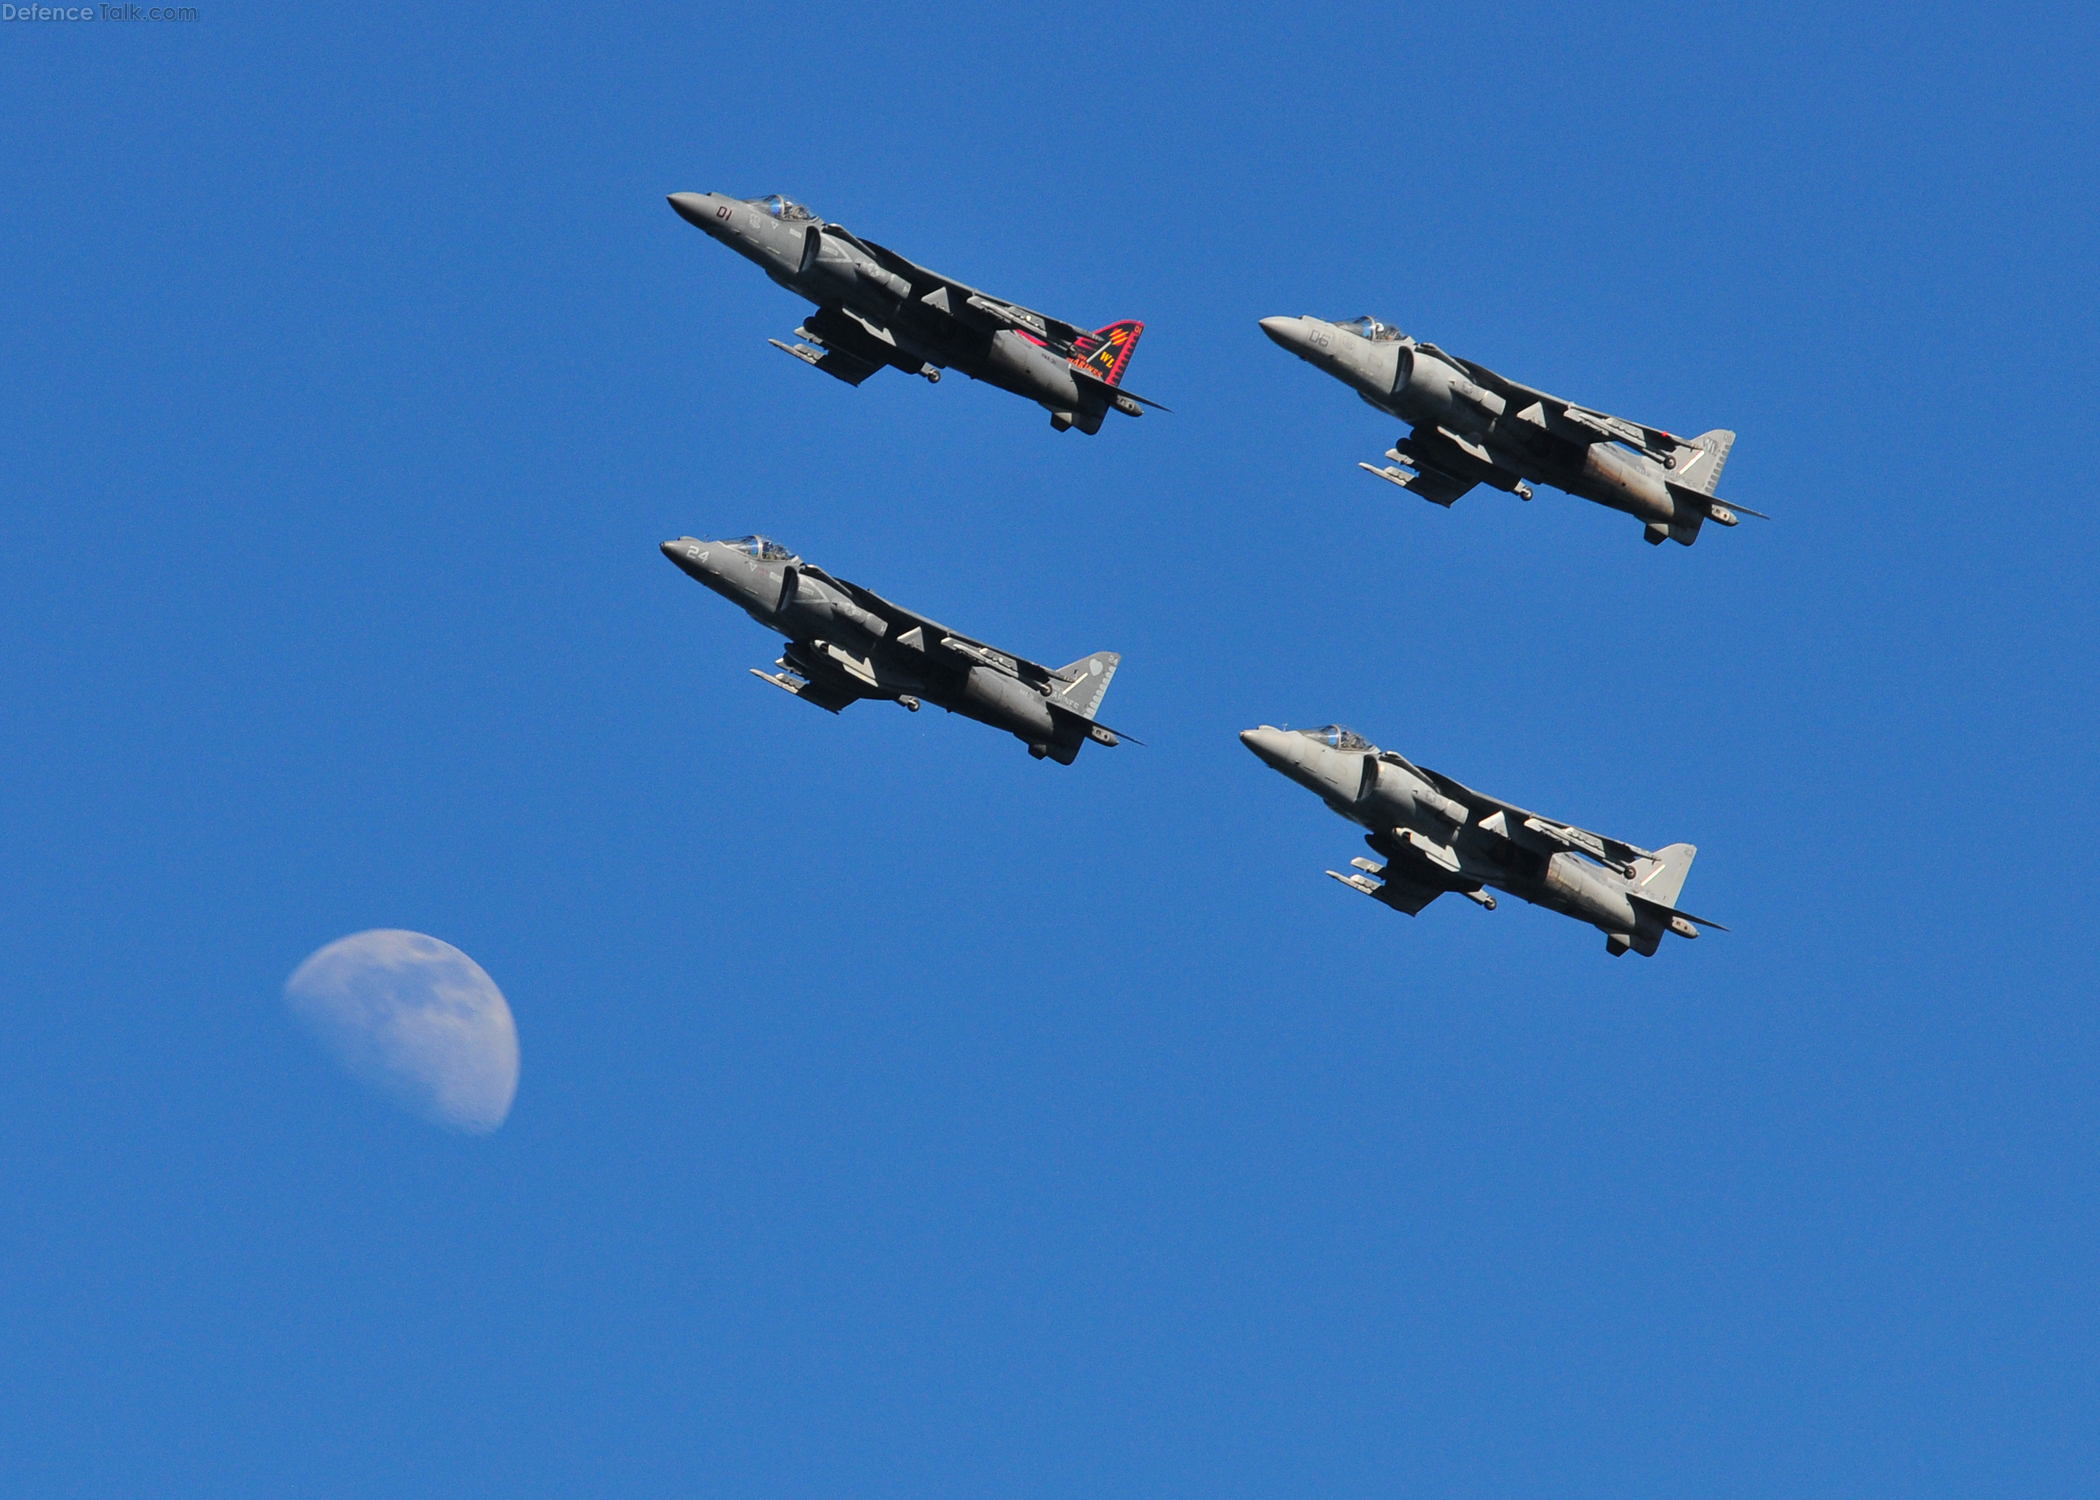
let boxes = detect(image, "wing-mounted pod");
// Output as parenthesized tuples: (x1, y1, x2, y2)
(1326, 842, 1495, 917)
(751, 642, 862, 714)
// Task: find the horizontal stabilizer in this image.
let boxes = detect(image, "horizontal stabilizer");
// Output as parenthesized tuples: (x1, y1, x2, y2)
(1072, 363, 1169, 413)
(1630, 891, 1729, 933)
(1666, 478, 1769, 523)
(1046, 700, 1144, 746)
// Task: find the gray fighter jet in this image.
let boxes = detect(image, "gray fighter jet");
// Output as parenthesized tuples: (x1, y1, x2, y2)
(661, 535, 1134, 764)
(1259, 314, 1765, 545)
(668, 190, 1164, 434)
(1240, 724, 1723, 956)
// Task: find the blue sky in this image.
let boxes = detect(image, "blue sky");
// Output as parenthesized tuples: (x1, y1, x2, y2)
(3, 3, 2096, 1496)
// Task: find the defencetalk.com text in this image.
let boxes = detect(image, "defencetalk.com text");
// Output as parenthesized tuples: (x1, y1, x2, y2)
(4, 5, 200, 19)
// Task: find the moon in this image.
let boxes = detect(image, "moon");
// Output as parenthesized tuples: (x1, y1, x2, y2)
(285, 930, 519, 1133)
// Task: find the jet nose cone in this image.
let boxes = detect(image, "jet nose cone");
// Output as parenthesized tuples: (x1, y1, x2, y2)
(1258, 316, 1316, 358)
(1258, 316, 1294, 345)
(667, 192, 713, 228)
(1239, 725, 1291, 769)
(662, 538, 705, 574)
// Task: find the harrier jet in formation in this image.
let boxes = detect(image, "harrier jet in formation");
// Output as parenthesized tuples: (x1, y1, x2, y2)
(661, 536, 1133, 764)
(668, 190, 1163, 434)
(1241, 723, 1722, 956)
(1260, 314, 1763, 546)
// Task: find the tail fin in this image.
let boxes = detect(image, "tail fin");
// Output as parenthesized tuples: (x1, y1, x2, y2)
(1673, 430, 1734, 496)
(1074, 320, 1143, 386)
(1048, 651, 1119, 719)
(1630, 842, 1697, 907)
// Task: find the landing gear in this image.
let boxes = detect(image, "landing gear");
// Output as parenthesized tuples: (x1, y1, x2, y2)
(1514, 481, 1534, 501)
(896, 695, 921, 712)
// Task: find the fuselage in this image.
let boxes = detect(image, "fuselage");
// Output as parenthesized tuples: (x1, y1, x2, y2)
(669, 191, 1110, 432)
(1239, 724, 1652, 941)
(1259, 314, 1687, 528)
(662, 536, 1094, 762)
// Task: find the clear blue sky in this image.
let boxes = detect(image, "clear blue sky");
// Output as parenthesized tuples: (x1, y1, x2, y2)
(3, 4, 2096, 1497)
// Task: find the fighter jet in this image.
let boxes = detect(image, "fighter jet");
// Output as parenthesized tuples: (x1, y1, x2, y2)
(661, 535, 1134, 764)
(667, 190, 1164, 434)
(1259, 314, 1765, 545)
(1240, 724, 1723, 956)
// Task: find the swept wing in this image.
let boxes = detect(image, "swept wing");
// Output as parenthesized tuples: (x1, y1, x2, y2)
(1418, 341, 1685, 464)
(1393, 756, 1657, 876)
(829, 228, 1089, 352)
(826, 226, 1167, 410)
(799, 565, 1145, 743)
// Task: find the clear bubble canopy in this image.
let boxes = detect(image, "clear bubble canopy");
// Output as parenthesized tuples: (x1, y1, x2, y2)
(746, 194, 815, 221)
(723, 535, 799, 562)
(1333, 315, 1403, 342)
(1297, 725, 1374, 751)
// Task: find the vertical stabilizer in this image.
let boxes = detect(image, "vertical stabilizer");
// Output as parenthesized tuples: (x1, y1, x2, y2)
(1674, 430, 1735, 496)
(1631, 843, 1698, 907)
(1048, 652, 1120, 719)
(1075, 321, 1143, 386)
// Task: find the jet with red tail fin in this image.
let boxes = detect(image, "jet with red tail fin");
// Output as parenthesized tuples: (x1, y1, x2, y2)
(669, 190, 1165, 434)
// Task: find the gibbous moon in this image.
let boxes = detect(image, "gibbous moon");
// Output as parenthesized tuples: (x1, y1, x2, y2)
(285, 930, 519, 1133)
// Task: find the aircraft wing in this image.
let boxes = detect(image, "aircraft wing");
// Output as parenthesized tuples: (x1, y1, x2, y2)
(1552, 403, 1684, 461)
(959, 295, 1091, 358)
(831, 228, 1092, 357)
(1421, 343, 1566, 415)
(804, 565, 1147, 745)
(1411, 761, 1655, 875)
(1421, 342, 1682, 461)
(1328, 866, 1447, 915)
(953, 296, 1166, 408)
(802, 567, 1059, 684)
(1364, 442, 1479, 506)
(768, 305, 898, 385)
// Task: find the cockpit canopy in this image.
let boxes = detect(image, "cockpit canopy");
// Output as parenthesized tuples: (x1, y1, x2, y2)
(745, 194, 815, 221)
(1333, 315, 1402, 342)
(722, 534, 799, 562)
(1297, 725, 1373, 751)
